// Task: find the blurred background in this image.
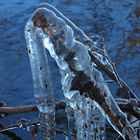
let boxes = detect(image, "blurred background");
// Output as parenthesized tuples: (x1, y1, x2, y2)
(0, 0, 140, 139)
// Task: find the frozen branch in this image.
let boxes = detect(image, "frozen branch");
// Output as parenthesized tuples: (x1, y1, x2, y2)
(0, 100, 140, 120)
(0, 120, 40, 133)
(89, 50, 140, 104)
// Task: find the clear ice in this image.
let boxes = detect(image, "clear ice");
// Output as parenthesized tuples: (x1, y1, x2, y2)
(25, 4, 138, 140)
(31, 7, 106, 140)
(25, 19, 55, 139)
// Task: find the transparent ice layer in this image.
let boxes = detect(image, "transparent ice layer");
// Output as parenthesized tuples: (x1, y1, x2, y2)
(31, 7, 106, 140)
(38, 3, 111, 68)
(25, 4, 138, 140)
(25, 19, 55, 139)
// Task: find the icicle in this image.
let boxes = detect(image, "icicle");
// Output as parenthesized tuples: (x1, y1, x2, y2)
(25, 19, 55, 139)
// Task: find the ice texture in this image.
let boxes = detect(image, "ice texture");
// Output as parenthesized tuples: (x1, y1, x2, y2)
(25, 19, 55, 139)
(31, 7, 106, 140)
(25, 4, 138, 140)
(38, 3, 111, 68)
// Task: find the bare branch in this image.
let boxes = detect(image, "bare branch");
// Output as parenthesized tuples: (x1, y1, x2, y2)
(0, 119, 40, 133)
(0, 123, 22, 140)
(0, 105, 37, 114)
(0, 100, 140, 119)
(0, 102, 66, 115)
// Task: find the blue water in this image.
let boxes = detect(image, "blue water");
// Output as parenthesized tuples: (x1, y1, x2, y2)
(0, 0, 140, 139)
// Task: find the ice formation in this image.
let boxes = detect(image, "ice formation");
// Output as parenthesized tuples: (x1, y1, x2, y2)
(38, 3, 111, 68)
(30, 7, 106, 140)
(25, 4, 138, 140)
(25, 19, 55, 139)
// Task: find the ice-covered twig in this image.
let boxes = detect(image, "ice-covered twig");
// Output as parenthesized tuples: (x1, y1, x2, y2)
(0, 119, 40, 133)
(102, 44, 122, 87)
(38, 3, 139, 104)
(31, 7, 106, 140)
(0, 99, 140, 119)
(38, 3, 90, 41)
(0, 124, 22, 140)
(89, 51, 140, 103)
(30, 7, 138, 139)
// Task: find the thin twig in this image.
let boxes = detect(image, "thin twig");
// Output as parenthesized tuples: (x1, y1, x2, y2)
(0, 120, 40, 133)
(103, 44, 122, 87)
(0, 102, 66, 115)
(89, 50, 140, 104)
(0, 124, 22, 140)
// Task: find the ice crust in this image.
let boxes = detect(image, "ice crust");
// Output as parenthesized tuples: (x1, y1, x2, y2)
(25, 4, 137, 140)
(32, 7, 106, 140)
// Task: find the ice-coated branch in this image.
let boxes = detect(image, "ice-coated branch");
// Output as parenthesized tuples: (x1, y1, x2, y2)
(89, 51, 140, 102)
(38, 3, 92, 44)
(38, 3, 139, 104)
(0, 124, 22, 140)
(32, 7, 106, 140)
(0, 119, 40, 133)
(30, 6, 138, 140)
(0, 100, 139, 120)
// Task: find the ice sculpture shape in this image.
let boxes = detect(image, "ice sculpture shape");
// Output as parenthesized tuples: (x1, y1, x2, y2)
(31, 8, 106, 140)
(38, 3, 112, 71)
(25, 4, 138, 140)
(25, 19, 55, 139)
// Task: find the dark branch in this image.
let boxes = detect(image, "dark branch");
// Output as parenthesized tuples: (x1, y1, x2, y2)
(0, 100, 139, 119)
(0, 102, 66, 115)
(89, 51, 140, 105)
